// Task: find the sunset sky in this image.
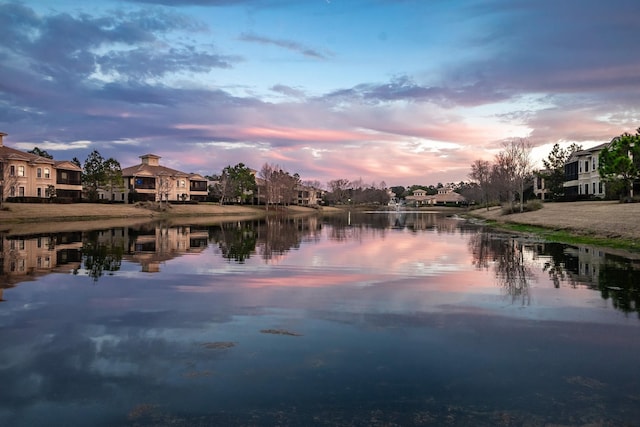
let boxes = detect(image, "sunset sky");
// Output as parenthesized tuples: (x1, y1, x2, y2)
(1, 0, 639, 186)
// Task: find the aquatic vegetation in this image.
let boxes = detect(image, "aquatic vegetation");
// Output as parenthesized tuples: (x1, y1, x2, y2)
(201, 341, 236, 349)
(260, 328, 302, 336)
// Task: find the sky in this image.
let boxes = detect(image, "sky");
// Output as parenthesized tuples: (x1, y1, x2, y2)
(1, 0, 639, 187)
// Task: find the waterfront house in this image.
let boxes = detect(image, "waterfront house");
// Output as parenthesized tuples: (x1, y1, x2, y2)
(0, 132, 82, 202)
(119, 154, 209, 203)
(563, 142, 608, 200)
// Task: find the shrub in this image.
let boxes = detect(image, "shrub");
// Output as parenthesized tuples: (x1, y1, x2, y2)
(501, 199, 543, 215)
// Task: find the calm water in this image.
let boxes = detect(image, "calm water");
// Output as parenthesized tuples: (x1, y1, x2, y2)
(1, 212, 639, 426)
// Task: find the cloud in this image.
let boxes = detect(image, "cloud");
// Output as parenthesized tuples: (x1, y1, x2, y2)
(239, 32, 329, 59)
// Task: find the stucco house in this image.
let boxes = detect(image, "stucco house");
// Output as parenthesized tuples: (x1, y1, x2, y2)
(118, 154, 208, 203)
(0, 132, 82, 202)
(405, 187, 466, 206)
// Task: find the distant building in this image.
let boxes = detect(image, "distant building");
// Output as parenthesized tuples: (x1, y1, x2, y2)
(405, 187, 466, 206)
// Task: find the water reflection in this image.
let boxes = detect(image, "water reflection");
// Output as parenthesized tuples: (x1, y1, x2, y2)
(1, 213, 640, 426)
(1, 213, 639, 317)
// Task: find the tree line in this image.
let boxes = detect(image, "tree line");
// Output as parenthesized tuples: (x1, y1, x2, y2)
(16, 128, 640, 206)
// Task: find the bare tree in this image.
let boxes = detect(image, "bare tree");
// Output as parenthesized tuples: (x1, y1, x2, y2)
(327, 179, 351, 204)
(259, 163, 276, 209)
(512, 138, 534, 212)
(0, 159, 20, 209)
(495, 138, 534, 212)
(156, 174, 171, 206)
(469, 159, 492, 210)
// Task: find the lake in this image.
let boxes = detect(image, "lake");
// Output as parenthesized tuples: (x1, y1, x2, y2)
(1, 212, 639, 426)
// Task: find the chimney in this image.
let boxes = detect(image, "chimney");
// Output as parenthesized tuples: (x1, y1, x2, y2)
(0, 132, 6, 147)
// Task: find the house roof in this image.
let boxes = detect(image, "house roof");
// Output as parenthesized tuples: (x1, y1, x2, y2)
(54, 160, 82, 171)
(433, 191, 466, 203)
(122, 163, 189, 178)
(0, 145, 56, 164)
(567, 141, 611, 162)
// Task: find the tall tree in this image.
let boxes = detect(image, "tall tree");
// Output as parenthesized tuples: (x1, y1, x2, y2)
(82, 150, 106, 202)
(225, 163, 257, 204)
(540, 143, 581, 201)
(28, 147, 54, 159)
(497, 138, 534, 212)
(103, 158, 124, 200)
(599, 129, 640, 199)
(469, 159, 491, 209)
(259, 163, 277, 209)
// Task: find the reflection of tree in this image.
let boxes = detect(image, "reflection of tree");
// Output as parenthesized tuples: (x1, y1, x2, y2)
(257, 217, 304, 261)
(534, 242, 582, 289)
(495, 239, 533, 305)
(210, 222, 257, 263)
(80, 231, 124, 281)
(468, 232, 499, 270)
(468, 233, 533, 305)
(598, 263, 640, 317)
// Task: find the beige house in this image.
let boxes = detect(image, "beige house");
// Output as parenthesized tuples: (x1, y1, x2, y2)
(119, 154, 208, 203)
(0, 132, 82, 202)
(405, 187, 466, 206)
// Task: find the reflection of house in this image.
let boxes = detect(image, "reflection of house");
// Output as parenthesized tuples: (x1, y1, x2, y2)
(563, 142, 608, 200)
(0, 132, 82, 201)
(0, 232, 83, 287)
(120, 154, 209, 203)
(125, 225, 208, 272)
(405, 187, 466, 206)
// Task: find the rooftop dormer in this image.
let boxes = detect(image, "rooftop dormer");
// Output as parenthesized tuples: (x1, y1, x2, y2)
(140, 154, 161, 166)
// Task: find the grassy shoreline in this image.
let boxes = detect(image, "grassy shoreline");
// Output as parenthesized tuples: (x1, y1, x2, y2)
(468, 201, 640, 253)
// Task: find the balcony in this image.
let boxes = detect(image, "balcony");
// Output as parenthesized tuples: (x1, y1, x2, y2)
(133, 177, 156, 190)
(190, 182, 208, 191)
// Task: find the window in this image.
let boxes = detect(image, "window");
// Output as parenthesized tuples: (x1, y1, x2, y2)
(599, 182, 603, 193)
(44, 168, 50, 178)
(37, 168, 42, 178)
(584, 184, 589, 195)
(180, 180, 186, 188)
(9, 186, 15, 197)
(584, 161, 589, 172)
(18, 166, 25, 176)
(593, 183, 596, 194)
(10, 165, 15, 176)
(18, 186, 25, 197)
(60, 171, 68, 180)
(37, 187, 42, 197)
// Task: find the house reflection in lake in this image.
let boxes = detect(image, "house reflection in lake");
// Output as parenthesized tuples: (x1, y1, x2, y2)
(1, 215, 639, 316)
(0, 231, 83, 287)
